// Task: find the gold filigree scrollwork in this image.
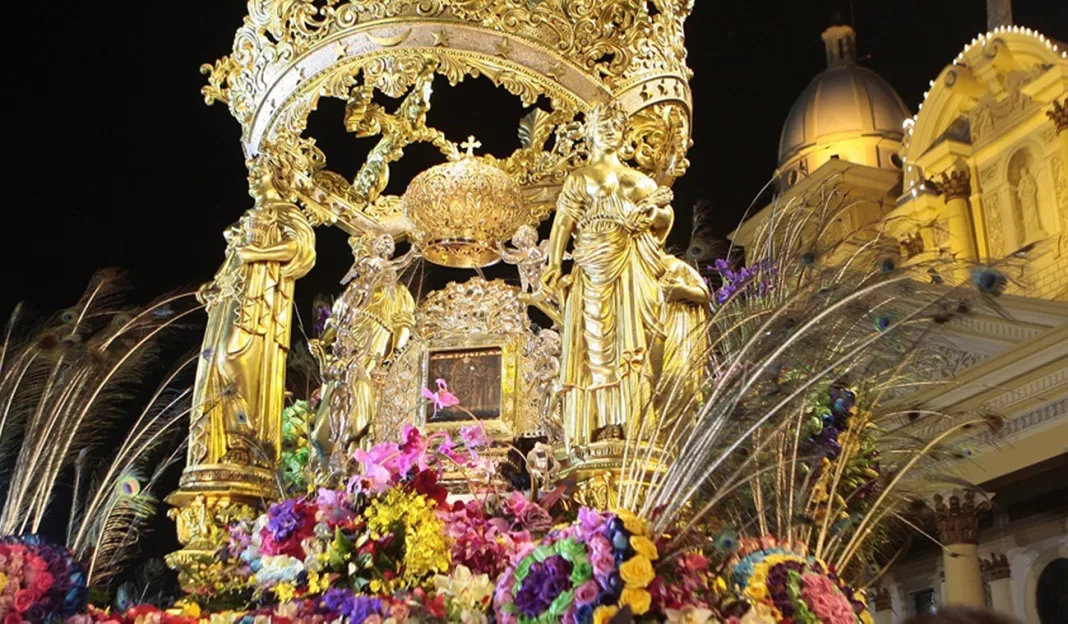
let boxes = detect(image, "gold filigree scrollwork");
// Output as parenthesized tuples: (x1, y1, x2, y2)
(626, 102, 692, 185)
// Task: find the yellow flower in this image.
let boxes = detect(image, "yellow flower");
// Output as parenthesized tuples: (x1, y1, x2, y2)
(274, 581, 296, 603)
(619, 554, 655, 588)
(620, 587, 652, 615)
(744, 581, 767, 601)
(629, 535, 659, 561)
(307, 569, 330, 595)
(614, 509, 648, 535)
(365, 488, 451, 590)
(0, 572, 7, 594)
(593, 606, 620, 624)
(711, 575, 727, 593)
(179, 601, 202, 618)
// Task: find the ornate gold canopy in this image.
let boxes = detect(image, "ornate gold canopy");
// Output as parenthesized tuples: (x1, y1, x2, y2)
(201, 0, 695, 238)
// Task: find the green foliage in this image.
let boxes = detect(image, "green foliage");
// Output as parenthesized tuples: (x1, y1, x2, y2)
(280, 400, 312, 496)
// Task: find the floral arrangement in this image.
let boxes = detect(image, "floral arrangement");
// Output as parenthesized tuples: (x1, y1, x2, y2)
(728, 538, 872, 624)
(494, 508, 673, 624)
(200, 422, 553, 622)
(0, 535, 88, 623)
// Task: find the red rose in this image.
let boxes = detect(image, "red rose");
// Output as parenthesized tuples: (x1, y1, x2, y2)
(31, 571, 53, 594)
(13, 589, 35, 612)
(4, 614, 22, 624)
(425, 595, 446, 619)
(410, 470, 448, 509)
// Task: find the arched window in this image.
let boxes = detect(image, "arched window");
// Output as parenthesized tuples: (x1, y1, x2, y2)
(1036, 557, 1068, 624)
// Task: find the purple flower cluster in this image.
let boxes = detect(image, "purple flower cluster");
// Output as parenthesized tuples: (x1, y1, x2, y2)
(321, 588, 384, 623)
(314, 304, 332, 337)
(710, 258, 774, 304)
(764, 559, 807, 617)
(513, 554, 574, 617)
(265, 499, 304, 541)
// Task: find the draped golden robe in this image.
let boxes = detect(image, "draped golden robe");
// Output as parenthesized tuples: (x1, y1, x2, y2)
(190, 203, 315, 469)
(557, 174, 666, 448)
(656, 257, 711, 434)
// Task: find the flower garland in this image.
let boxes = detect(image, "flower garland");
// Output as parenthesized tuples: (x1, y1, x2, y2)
(0, 535, 88, 622)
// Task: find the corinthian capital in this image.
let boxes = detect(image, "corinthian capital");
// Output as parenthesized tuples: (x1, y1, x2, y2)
(932, 489, 991, 545)
(930, 169, 972, 201)
(1047, 98, 1068, 135)
(981, 553, 1011, 580)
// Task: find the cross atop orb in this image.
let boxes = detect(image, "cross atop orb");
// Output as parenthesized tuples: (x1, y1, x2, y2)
(461, 135, 482, 157)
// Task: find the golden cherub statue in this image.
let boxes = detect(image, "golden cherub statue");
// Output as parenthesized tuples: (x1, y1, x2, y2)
(187, 158, 316, 475)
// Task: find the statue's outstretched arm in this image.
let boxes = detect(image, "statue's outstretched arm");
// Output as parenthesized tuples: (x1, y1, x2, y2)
(390, 246, 419, 273)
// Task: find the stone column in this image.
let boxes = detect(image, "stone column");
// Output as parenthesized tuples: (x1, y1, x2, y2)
(930, 169, 978, 264)
(1047, 98, 1068, 169)
(873, 586, 894, 624)
(981, 553, 1014, 616)
(933, 491, 991, 608)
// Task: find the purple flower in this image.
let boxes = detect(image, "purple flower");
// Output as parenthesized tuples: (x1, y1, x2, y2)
(314, 305, 332, 337)
(265, 499, 303, 541)
(322, 589, 383, 623)
(514, 555, 575, 616)
(578, 507, 606, 534)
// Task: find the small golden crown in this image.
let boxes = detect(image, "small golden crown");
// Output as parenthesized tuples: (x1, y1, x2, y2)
(403, 155, 528, 269)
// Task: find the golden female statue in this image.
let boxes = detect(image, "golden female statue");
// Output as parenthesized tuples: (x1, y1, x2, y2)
(311, 233, 416, 468)
(187, 160, 316, 474)
(542, 102, 675, 450)
(656, 256, 710, 433)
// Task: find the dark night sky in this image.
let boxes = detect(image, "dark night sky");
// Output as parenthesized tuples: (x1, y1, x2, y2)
(4, 2, 1066, 319)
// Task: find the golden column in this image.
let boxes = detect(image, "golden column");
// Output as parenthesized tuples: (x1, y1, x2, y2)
(930, 169, 978, 264)
(1047, 98, 1068, 168)
(932, 491, 990, 608)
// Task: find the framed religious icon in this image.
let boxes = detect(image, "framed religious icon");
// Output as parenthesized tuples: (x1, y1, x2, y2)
(425, 346, 504, 422)
(421, 335, 521, 439)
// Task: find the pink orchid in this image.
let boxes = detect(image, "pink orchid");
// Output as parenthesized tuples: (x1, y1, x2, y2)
(460, 423, 489, 449)
(422, 378, 460, 414)
(436, 433, 462, 461)
(353, 446, 396, 491)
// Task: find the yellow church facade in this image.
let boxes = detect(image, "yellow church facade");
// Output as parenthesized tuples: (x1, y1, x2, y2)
(732, 12, 1068, 624)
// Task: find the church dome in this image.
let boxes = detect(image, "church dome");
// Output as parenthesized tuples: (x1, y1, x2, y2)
(777, 25, 910, 182)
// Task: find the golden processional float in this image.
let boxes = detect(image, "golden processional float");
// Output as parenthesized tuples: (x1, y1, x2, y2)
(167, 0, 703, 578)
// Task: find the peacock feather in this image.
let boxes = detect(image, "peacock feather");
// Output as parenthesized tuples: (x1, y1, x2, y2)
(0, 270, 202, 590)
(615, 172, 1012, 586)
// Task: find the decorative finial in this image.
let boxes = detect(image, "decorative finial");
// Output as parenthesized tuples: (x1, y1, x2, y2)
(986, 0, 1014, 31)
(821, 25, 857, 68)
(461, 135, 482, 157)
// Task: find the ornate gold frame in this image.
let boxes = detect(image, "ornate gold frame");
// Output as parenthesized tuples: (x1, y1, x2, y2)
(419, 334, 523, 440)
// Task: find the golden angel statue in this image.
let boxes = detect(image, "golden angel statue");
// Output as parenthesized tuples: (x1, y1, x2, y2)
(311, 233, 417, 470)
(541, 101, 675, 450)
(188, 159, 316, 471)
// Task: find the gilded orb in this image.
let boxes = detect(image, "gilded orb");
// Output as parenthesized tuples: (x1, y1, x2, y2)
(403, 156, 529, 268)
